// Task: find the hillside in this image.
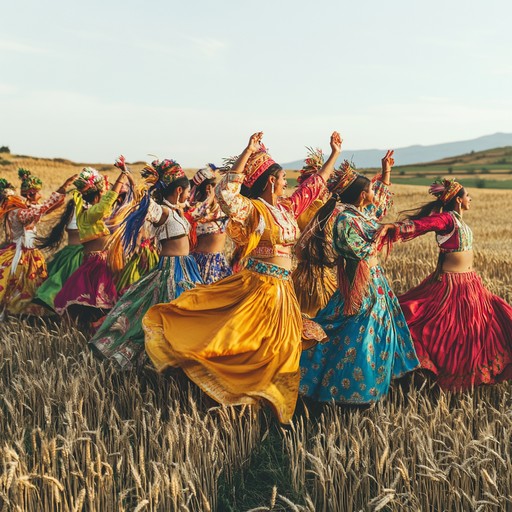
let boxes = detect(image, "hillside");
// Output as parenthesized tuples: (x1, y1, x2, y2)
(282, 132, 512, 170)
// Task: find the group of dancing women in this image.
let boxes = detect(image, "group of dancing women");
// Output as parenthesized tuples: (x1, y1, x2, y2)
(1, 132, 511, 423)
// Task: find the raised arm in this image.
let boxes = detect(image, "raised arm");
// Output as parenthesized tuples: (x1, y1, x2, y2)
(17, 175, 77, 225)
(317, 131, 342, 182)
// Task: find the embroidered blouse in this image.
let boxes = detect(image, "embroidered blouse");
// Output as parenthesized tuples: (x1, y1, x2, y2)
(75, 190, 119, 243)
(332, 178, 392, 262)
(215, 172, 327, 259)
(145, 199, 190, 241)
(391, 211, 473, 253)
(7, 192, 65, 248)
(188, 201, 228, 237)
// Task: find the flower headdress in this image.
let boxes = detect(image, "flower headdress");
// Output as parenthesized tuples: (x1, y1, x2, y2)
(140, 159, 185, 188)
(18, 168, 43, 194)
(328, 160, 359, 193)
(429, 178, 463, 205)
(297, 147, 324, 186)
(74, 167, 108, 195)
(0, 178, 15, 200)
(243, 144, 277, 188)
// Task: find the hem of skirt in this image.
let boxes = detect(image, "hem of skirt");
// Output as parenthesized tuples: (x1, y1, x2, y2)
(55, 299, 115, 314)
(153, 359, 297, 424)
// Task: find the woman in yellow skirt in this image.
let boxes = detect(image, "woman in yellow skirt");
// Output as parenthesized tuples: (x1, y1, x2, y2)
(0, 171, 75, 318)
(143, 131, 341, 423)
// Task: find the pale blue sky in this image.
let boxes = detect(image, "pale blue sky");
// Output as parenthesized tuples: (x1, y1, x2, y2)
(1, 0, 511, 166)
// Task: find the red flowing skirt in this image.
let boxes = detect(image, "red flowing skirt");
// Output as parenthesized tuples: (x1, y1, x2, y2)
(399, 271, 512, 390)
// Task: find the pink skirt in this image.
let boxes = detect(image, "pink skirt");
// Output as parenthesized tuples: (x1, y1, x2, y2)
(399, 271, 512, 390)
(54, 251, 118, 317)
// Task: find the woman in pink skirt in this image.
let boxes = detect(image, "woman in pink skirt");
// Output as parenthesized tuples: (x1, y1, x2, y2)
(382, 178, 512, 390)
(54, 164, 130, 326)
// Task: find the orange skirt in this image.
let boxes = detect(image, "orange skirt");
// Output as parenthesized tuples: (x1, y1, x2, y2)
(143, 262, 325, 423)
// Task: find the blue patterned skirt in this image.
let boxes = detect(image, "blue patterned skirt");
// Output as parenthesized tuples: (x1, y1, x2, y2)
(192, 251, 232, 284)
(300, 266, 419, 403)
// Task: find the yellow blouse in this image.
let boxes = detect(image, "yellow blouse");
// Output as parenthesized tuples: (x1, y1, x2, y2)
(74, 190, 119, 243)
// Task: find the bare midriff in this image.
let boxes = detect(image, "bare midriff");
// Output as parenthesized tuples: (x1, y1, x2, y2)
(441, 250, 474, 272)
(66, 229, 81, 246)
(160, 236, 190, 257)
(257, 250, 293, 270)
(82, 236, 110, 253)
(195, 233, 227, 254)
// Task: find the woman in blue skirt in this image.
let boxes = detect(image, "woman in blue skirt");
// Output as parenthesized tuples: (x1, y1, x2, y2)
(300, 152, 419, 404)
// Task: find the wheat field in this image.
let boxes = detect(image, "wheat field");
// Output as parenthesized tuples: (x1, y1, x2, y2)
(1, 158, 512, 511)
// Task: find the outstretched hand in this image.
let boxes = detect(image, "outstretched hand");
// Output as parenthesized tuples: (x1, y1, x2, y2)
(115, 155, 131, 174)
(61, 174, 78, 190)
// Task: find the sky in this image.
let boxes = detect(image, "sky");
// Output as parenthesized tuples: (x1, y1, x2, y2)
(1, 0, 512, 167)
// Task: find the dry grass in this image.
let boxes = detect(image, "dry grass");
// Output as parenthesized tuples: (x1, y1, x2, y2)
(1, 161, 512, 510)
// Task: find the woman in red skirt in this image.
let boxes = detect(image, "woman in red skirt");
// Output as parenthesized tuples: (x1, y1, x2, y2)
(381, 178, 512, 390)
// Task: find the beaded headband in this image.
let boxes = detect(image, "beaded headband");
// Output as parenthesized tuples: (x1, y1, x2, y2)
(243, 144, 277, 188)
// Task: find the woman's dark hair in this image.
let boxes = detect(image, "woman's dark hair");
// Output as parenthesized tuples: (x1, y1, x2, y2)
(36, 199, 75, 250)
(241, 163, 282, 199)
(82, 190, 100, 204)
(302, 175, 372, 271)
(153, 176, 190, 204)
(399, 187, 465, 221)
(193, 178, 216, 203)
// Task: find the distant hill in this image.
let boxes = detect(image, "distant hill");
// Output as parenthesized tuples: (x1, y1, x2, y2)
(282, 132, 512, 170)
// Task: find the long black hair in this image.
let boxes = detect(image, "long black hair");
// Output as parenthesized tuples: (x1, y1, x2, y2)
(123, 176, 190, 253)
(241, 163, 283, 199)
(36, 199, 76, 250)
(399, 187, 465, 220)
(303, 175, 371, 269)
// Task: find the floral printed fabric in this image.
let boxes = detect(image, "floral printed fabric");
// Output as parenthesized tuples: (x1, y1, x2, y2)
(300, 266, 419, 403)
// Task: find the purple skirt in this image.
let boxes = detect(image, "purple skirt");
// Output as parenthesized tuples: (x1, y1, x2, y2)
(54, 251, 118, 316)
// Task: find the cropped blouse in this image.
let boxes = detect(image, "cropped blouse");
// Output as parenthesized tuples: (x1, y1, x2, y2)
(391, 211, 473, 253)
(215, 172, 327, 259)
(146, 199, 190, 241)
(74, 190, 119, 243)
(188, 201, 228, 237)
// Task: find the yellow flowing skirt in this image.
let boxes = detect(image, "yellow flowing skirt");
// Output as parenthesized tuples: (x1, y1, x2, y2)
(0, 245, 48, 316)
(143, 266, 322, 424)
(292, 261, 337, 318)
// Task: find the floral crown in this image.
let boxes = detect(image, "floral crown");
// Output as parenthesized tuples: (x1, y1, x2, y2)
(328, 160, 359, 193)
(74, 167, 108, 195)
(18, 168, 43, 193)
(429, 178, 463, 205)
(297, 147, 324, 186)
(0, 178, 15, 199)
(140, 158, 185, 187)
(243, 144, 278, 188)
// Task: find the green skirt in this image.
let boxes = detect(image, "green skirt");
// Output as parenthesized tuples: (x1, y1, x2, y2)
(33, 244, 84, 312)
